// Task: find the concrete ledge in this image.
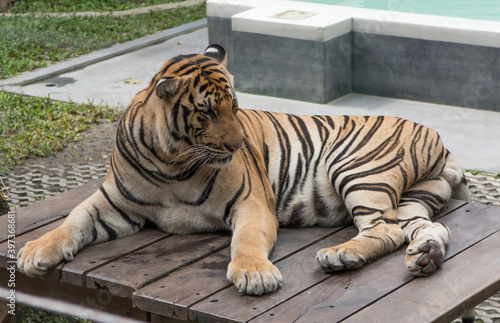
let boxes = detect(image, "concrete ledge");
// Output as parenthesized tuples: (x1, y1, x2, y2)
(207, 0, 500, 48)
(232, 6, 352, 42)
(0, 18, 207, 87)
(353, 14, 500, 49)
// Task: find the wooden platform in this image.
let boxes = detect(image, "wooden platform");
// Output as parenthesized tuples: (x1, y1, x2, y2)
(1, 178, 500, 322)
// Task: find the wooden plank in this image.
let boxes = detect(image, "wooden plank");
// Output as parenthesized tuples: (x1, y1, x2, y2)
(133, 200, 466, 320)
(190, 202, 476, 323)
(144, 200, 469, 322)
(86, 233, 232, 298)
(434, 199, 467, 220)
(0, 215, 169, 287)
(150, 313, 197, 323)
(0, 268, 149, 321)
(132, 226, 339, 320)
(0, 178, 104, 244)
(131, 200, 466, 320)
(440, 202, 499, 256)
(61, 228, 169, 286)
(250, 249, 409, 323)
(249, 203, 498, 323)
(134, 247, 232, 321)
(189, 226, 359, 323)
(343, 228, 500, 323)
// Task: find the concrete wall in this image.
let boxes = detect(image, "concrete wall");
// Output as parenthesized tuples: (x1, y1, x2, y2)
(208, 17, 500, 111)
(352, 32, 500, 111)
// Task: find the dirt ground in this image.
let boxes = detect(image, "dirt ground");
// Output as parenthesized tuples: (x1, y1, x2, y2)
(15, 120, 118, 171)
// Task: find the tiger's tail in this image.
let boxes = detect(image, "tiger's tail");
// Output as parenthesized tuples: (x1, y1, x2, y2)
(441, 151, 470, 202)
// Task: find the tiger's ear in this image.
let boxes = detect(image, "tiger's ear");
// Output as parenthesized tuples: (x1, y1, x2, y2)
(204, 44, 227, 67)
(155, 76, 189, 102)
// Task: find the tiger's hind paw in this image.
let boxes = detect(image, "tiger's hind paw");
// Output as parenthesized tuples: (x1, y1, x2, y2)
(316, 247, 366, 273)
(405, 239, 445, 276)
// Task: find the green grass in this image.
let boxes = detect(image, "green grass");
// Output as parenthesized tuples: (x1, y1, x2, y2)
(15, 305, 92, 323)
(9, 0, 185, 13)
(0, 91, 122, 174)
(467, 169, 482, 176)
(0, 2, 207, 79)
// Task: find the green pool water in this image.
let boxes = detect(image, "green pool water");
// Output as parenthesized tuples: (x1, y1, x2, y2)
(291, 0, 500, 22)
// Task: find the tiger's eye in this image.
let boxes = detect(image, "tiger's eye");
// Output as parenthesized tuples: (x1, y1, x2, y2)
(202, 109, 217, 120)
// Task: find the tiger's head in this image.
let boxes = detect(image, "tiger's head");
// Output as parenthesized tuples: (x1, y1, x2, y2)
(150, 44, 242, 168)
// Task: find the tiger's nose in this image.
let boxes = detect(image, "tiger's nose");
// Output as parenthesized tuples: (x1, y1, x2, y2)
(224, 142, 241, 153)
(224, 139, 242, 153)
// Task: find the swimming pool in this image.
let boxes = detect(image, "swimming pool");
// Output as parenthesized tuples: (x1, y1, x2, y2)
(207, 0, 500, 111)
(293, 0, 500, 22)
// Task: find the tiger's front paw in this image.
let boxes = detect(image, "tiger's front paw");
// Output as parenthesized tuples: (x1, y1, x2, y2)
(405, 239, 445, 276)
(316, 247, 366, 273)
(226, 258, 283, 295)
(17, 229, 78, 277)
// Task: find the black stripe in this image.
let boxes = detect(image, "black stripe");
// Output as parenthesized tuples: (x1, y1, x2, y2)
(159, 55, 185, 75)
(196, 57, 212, 64)
(344, 183, 398, 209)
(326, 118, 360, 175)
(400, 189, 446, 214)
(193, 74, 201, 87)
(399, 165, 409, 191)
(94, 206, 118, 241)
(311, 116, 330, 164)
(313, 188, 330, 218)
(240, 150, 253, 200)
(351, 206, 384, 217)
(223, 175, 246, 226)
(347, 116, 385, 157)
(174, 62, 196, 74)
(264, 112, 291, 211)
(375, 119, 407, 160)
(137, 116, 169, 169)
(180, 66, 199, 76)
(398, 216, 430, 229)
(241, 138, 268, 193)
(289, 115, 315, 190)
(410, 125, 424, 179)
(282, 202, 304, 227)
(337, 153, 405, 195)
(111, 161, 162, 206)
(181, 104, 192, 135)
(200, 63, 220, 69)
(171, 100, 182, 133)
(183, 170, 220, 206)
(199, 83, 209, 93)
(283, 152, 303, 209)
(88, 211, 98, 243)
(117, 113, 197, 184)
(139, 116, 169, 165)
(100, 185, 142, 229)
(115, 107, 163, 186)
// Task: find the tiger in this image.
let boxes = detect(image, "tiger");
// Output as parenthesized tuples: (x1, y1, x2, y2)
(17, 44, 470, 296)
